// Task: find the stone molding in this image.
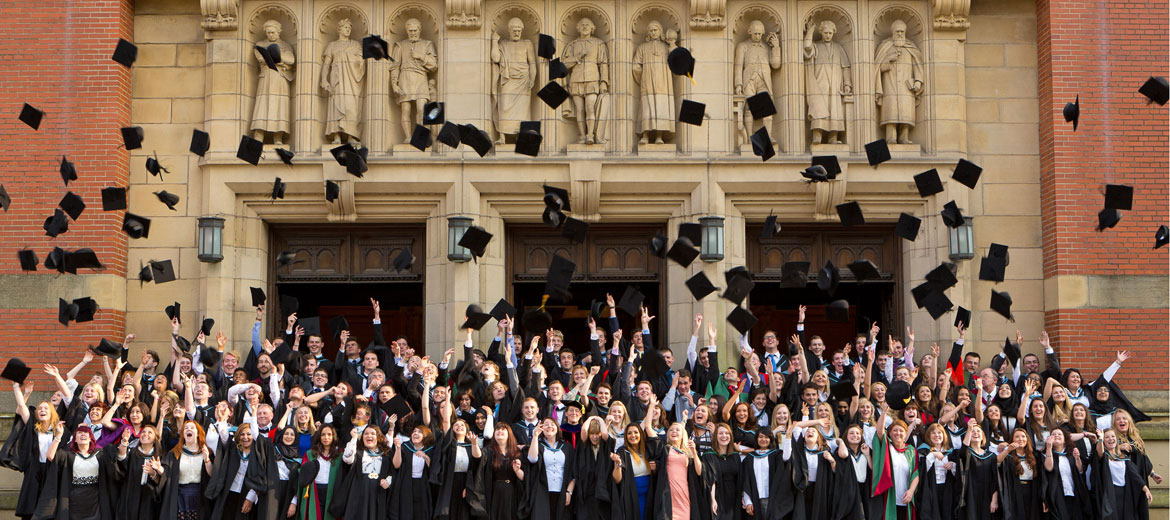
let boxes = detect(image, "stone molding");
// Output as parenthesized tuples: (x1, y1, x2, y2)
(931, 0, 970, 30)
(689, 0, 726, 29)
(446, 0, 482, 28)
(202, 0, 240, 32)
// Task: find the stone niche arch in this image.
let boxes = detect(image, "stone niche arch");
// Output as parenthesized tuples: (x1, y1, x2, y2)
(558, 4, 613, 146)
(872, 5, 928, 147)
(386, 5, 443, 145)
(801, 5, 856, 146)
(488, 4, 542, 144)
(245, 4, 299, 144)
(630, 4, 683, 146)
(731, 5, 784, 150)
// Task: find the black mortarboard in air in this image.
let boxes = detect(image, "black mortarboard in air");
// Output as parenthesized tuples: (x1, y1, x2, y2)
(150, 259, 176, 283)
(648, 233, 668, 258)
(276, 148, 294, 165)
(276, 250, 300, 267)
(537, 81, 570, 109)
(361, 35, 389, 60)
(940, 201, 965, 228)
(537, 34, 556, 59)
(101, 187, 127, 211)
(520, 120, 541, 134)
(459, 124, 493, 157)
(954, 306, 971, 328)
(1138, 76, 1168, 105)
(1, 359, 30, 385)
(522, 308, 553, 337)
(817, 260, 840, 294)
(895, 213, 921, 241)
(45, 247, 64, 273)
(721, 272, 754, 305)
(73, 297, 98, 322)
(60, 156, 77, 186)
(910, 282, 933, 309)
(864, 139, 891, 166)
(409, 125, 433, 151)
(561, 217, 589, 243)
(666, 237, 699, 267)
(678, 222, 701, 244)
(922, 290, 953, 320)
(489, 299, 518, 321)
(989, 290, 1014, 321)
(325, 180, 340, 203)
(726, 306, 758, 335)
(328, 316, 350, 339)
(237, 135, 263, 165)
(458, 225, 492, 258)
(271, 177, 286, 200)
(279, 294, 299, 316)
(63, 249, 103, 273)
(617, 285, 645, 317)
(951, 159, 982, 190)
(1155, 225, 1169, 249)
(0, 185, 9, 212)
(914, 169, 944, 197)
(685, 272, 719, 300)
(825, 299, 850, 322)
(846, 259, 881, 282)
(811, 155, 841, 178)
(298, 317, 321, 338)
(1104, 184, 1134, 211)
(145, 155, 169, 178)
(515, 126, 542, 157)
(836, 201, 864, 227)
(329, 144, 354, 165)
(434, 122, 459, 149)
(59, 192, 85, 221)
(18, 249, 37, 271)
(19, 103, 42, 130)
(120, 127, 144, 150)
(136, 261, 153, 285)
(679, 100, 705, 126)
(925, 262, 959, 289)
(254, 43, 281, 70)
(725, 266, 749, 286)
(200, 346, 222, 368)
(112, 38, 138, 67)
(829, 381, 858, 403)
(544, 254, 576, 300)
(978, 255, 1006, 282)
(248, 287, 266, 307)
(750, 127, 774, 161)
(667, 47, 695, 77)
(461, 304, 493, 330)
(43, 209, 69, 237)
(1063, 95, 1079, 131)
(1097, 208, 1121, 231)
(154, 191, 180, 211)
(423, 102, 444, 125)
(589, 299, 606, 321)
(344, 147, 368, 176)
(1002, 337, 1021, 365)
(746, 92, 776, 119)
(779, 261, 810, 288)
(886, 381, 913, 410)
(543, 207, 565, 229)
(123, 212, 150, 239)
(989, 243, 1010, 265)
(548, 58, 568, 80)
(190, 129, 210, 157)
(760, 214, 780, 239)
(543, 184, 570, 212)
(393, 248, 414, 272)
(58, 298, 79, 325)
(801, 165, 830, 183)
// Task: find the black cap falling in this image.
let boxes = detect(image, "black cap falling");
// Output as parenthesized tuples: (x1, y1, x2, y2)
(538, 81, 570, 109)
(43, 209, 69, 237)
(272, 177, 286, 200)
(864, 139, 891, 166)
(922, 290, 953, 320)
(817, 260, 840, 294)
(940, 201, 965, 228)
(543, 207, 565, 228)
(120, 126, 144, 150)
(537, 34, 556, 60)
(515, 125, 543, 157)
(811, 155, 841, 178)
(423, 102, 444, 125)
(721, 272, 754, 305)
(199, 317, 215, 337)
(237, 135, 263, 165)
(1063, 95, 1079, 131)
(825, 300, 850, 322)
(150, 259, 176, 283)
(250, 287, 266, 307)
(60, 156, 77, 186)
(925, 262, 959, 290)
(345, 147, 369, 176)
(410, 125, 433, 151)
(678, 100, 705, 126)
(750, 127, 774, 161)
(19, 103, 43, 130)
(58, 298, 79, 325)
(0, 185, 9, 212)
(276, 250, 301, 267)
(846, 259, 881, 282)
(111, 38, 138, 67)
(74, 297, 98, 322)
(362, 35, 389, 60)
(549, 58, 569, 80)
(746, 92, 776, 119)
(760, 214, 780, 239)
(328, 316, 350, 339)
(678, 222, 701, 244)
(953, 306, 971, 328)
(154, 191, 180, 211)
(45, 247, 64, 273)
(101, 187, 127, 211)
(667, 47, 695, 77)
(836, 201, 864, 227)
(666, 237, 700, 267)
(458, 225, 492, 258)
(685, 272, 719, 300)
(461, 305, 493, 331)
(393, 248, 414, 272)
(59, 191, 85, 220)
(726, 306, 758, 335)
(724, 266, 749, 286)
(137, 261, 153, 285)
(979, 254, 1006, 282)
(561, 217, 589, 244)
(779, 261, 810, 288)
(63, 248, 103, 273)
(989, 290, 1014, 321)
(895, 213, 921, 241)
(1138, 76, 1168, 105)
(279, 294, 299, 316)
(1155, 225, 1169, 249)
(914, 168, 944, 197)
(1103, 184, 1133, 211)
(489, 298, 518, 321)
(544, 254, 576, 300)
(190, 129, 210, 157)
(801, 165, 830, 183)
(436, 122, 460, 148)
(648, 233, 668, 258)
(255, 43, 281, 70)
(122, 213, 151, 239)
(459, 124, 493, 157)
(18, 249, 37, 271)
(543, 184, 570, 212)
(298, 317, 321, 338)
(616, 285, 644, 317)
(325, 180, 340, 203)
(1096, 208, 1121, 231)
(1, 359, 31, 385)
(951, 159, 983, 190)
(275, 148, 294, 165)
(145, 155, 170, 178)
(886, 381, 913, 410)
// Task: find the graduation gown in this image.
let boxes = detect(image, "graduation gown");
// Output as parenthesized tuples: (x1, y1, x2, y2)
(997, 454, 1040, 520)
(331, 448, 392, 519)
(433, 434, 479, 520)
(34, 446, 118, 520)
(871, 434, 919, 520)
(1092, 451, 1149, 520)
(114, 447, 162, 520)
(204, 438, 275, 520)
(644, 443, 707, 520)
(829, 449, 869, 520)
(467, 449, 526, 520)
(273, 448, 303, 520)
(1041, 450, 1091, 520)
(524, 440, 577, 519)
(573, 438, 615, 520)
(388, 441, 438, 520)
(958, 447, 999, 520)
(740, 449, 794, 520)
(703, 451, 741, 520)
(916, 447, 961, 520)
(152, 449, 212, 520)
(790, 437, 836, 520)
(296, 452, 342, 520)
(13, 414, 50, 517)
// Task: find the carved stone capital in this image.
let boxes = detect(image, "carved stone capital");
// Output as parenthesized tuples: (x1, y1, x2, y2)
(201, 0, 240, 32)
(446, 0, 482, 28)
(689, 0, 726, 29)
(932, 0, 971, 30)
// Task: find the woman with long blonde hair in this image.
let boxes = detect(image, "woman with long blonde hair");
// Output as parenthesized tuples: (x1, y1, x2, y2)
(785, 418, 837, 520)
(1092, 428, 1152, 520)
(1112, 409, 1163, 486)
(12, 381, 60, 518)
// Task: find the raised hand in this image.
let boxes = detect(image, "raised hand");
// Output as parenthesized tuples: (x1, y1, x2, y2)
(694, 313, 703, 332)
(286, 313, 297, 330)
(216, 331, 227, 349)
(339, 330, 350, 345)
(172, 317, 181, 334)
(370, 298, 381, 319)
(798, 305, 807, 323)
(606, 293, 616, 309)
(956, 321, 966, 339)
(869, 321, 880, 340)
(1117, 350, 1133, 364)
(1015, 330, 1023, 346)
(1039, 331, 1051, 350)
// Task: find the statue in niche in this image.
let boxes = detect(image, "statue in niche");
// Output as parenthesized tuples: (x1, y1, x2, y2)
(391, 18, 439, 142)
(734, 20, 781, 142)
(250, 20, 295, 145)
(803, 20, 852, 145)
(490, 18, 537, 144)
(563, 17, 610, 144)
(320, 18, 365, 144)
(632, 21, 674, 144)
(874, 20, 923, 144)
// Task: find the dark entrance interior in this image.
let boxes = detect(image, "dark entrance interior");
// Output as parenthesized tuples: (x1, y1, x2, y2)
(269, 225, 426, 358)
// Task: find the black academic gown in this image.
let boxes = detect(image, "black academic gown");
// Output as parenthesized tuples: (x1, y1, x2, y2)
(114, 447, 162, 520)
(638, 441, 708, 520)
(388, 441, 438, 520)
(13, 413, 50, 518)
(433, 433, 479, 520)
(1092, 451, 1149, 520)
(331, 448, 392, 519)
(152, 449, 211, 520)
(204, 438, 275, 520)
(272, 447, 302, 520)
(828, 449, 868, 520)
(997, 454, 1040, 520)
(34, 445, 118, 520)
(740, 450, 793, 520)
(703, 451, 741, 520)
(917, 447, 962, 520)
(573, 438, 615, 520)
(789, 435, 835, 520)
(524, 440, 577, 519)
(1040, 450, 1090, 520)
(959, 447, 1000, 520)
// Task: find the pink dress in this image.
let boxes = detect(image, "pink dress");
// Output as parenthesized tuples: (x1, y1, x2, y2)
(666, 449, 691, 519)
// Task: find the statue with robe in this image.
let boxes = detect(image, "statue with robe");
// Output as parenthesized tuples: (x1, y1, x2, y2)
(632, 21, 674, 144)
(803, 19, 852, 145)
(320, 18, 365, 144)
(563, 17, 609, 144)
(490, 17, 537, 143)
(390, 18, 439, 143)
(874, 20, 924, 144)
(250, 19, 295, 145)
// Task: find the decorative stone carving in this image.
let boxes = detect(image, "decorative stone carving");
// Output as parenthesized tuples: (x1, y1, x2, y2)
(803, 17, 852, 145)
(446, 0, 481, 28)
(874, 19, 924, 144)
(689, 0, 726, 29)
(250, 19, 295, 145)
(632, 20, 676, 144)
(562, 15, 611, 144)
(201, 0, 239, 31)
(932, 0, 971, 30)
(490, 16, 538, 143)
(321, 18, 366, 144)
(734, 20, 781, 144)
(390, 19, 438, 142)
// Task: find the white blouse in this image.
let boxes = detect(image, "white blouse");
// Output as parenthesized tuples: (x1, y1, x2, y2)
(1057, 456, 1075, 496)
(178, 453, 204, 484)
(1108, 458, 1127, 486)
(315, 457, 332, 484)
(804, 450, 821, 482)
(454, 445, 470, 473)
(891, 450, 911, 505)
(411, 452, 426, 478)
(543, 447, 566, 492)
(753, 456, 770, 498)
(73, 454, 100, 479)
(37, 431, 54, 463)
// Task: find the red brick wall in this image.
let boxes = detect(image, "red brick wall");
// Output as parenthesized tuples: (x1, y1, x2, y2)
(0, 0, 133, 384)
(1037, 0, 1170, 389)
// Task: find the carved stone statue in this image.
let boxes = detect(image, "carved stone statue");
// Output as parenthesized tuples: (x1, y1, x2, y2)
(391, 18, 439, 143)
(320, 18, 365, 144)
(874, 20, 924, 144)
(490, 18, 537, 143)
(734, 20, 781, 141)
(250, 20, 295, 145)
(632, 21, 674, 144)
(563, 18, 610, 144)
(803, 20, 852, 145)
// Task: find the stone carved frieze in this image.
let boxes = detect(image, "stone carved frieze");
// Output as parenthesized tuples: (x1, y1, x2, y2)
(689, 0, 726, 29)
(202, 0, 239, 31)
(932, 0, 971, 30)
(446, 0, 482, 28)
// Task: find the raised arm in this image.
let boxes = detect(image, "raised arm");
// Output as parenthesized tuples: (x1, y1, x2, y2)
(12, 383, 29, 423)
(66, 349, 96, 381)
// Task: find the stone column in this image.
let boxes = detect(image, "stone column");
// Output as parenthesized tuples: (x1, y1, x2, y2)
(442, 14, 490, 157)
(927, 4, 970, 156)
(685, 11, 731, 156)
(365, 3, 390, 154)
(203, 21, 247, 155)
(293, 1, 320, 154)
(611, 0, 634, 154)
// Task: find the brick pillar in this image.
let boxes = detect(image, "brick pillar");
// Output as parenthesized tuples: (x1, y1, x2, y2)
(1036, 0, 1169, 390)
(0, 0, 133, 384)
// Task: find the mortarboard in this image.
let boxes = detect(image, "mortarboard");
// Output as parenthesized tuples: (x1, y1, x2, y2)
(112, 39, 138, 67)
(92, 338, 122, 358)
(1063, 95, 1079, 131)
(154, 190, 179, 211)
(279, 294, 299, 316)
(19, 103, 43, 130)
(678, 100, 705, 126)
(726, 306, 758, 335)
(988, 243, 1010, 265)
(63, 248, 103, 273)
(393, 248, 414, 272)
(459, 124, 493, 157)
(120, 127, 144, 151)
(829, 381, 858, 403)
(817, 260, 840, 294)
(678, 222, 702, 244)
(137, 261, 153, 284)
(667, 47, 695, 77)
(522, 308, 553, 337)
(667, 237, 700, 267)
(200, 346, 222, 368)
(59, 192, 85, 221)
(589, 299, 606, 321)
(549, 58, 568, 80)
(58, 298, 79, 325)
(298, 317, 321, 337)
(1097, 208, 1121, 231)
(122, 212, 151, 239)
(250, 287, 266, 307)
(978, 255, 1006, 282)
(1, 359, 31, 385)
(537, 81, 570, 109)
(801, 165, 830, 183)
(520, 120, 541, 133)
(460, 304, 492, 330)
(173, 334, 191, 353)
(1155, 225, 1169, 249)
(325, 180, 340, 203)
(779, 261, 810, 288)
(954, 306, 971, 328)
(1104, 184, 1134, 211)
(345, 147, 369, 176)
(60, 156, 77, 186)
(145, 155, 169, 178)
(423, 102, 444, 125)
(237, 135, 263, 165)
(746, 92, 776, 119)
(190, 129, 210, 157)
(846, 259, 881, 282)
(436, 122, 461, 148)
(150, 260, 176, 283)
(489, 299, 518, 321)
(760, 214, 780, 239)
(543, 184, 570, 212)
(913, 169, 944, 197)
(616, 285, 645, 317)
(328, 143, 354, 165)
(922, 290, 953, 320)
(825, 299, 850, 322)
(544, 254, 576, 300)
(1138, 76, 1168, 105)
(895, 213, 921, 241)
(811, 155, 841, 178)
(561, 217, 589, 243)
(910, 282, 933, 309)
(362, 35, 389, 60)
(542, 207, 565, 228)
(1003, 337, 1021, 365)
(458, 225, 492, 258)
(254, 43, 281, 70)
(0, 185, 9, 211)
(18, 249, 37, 271)
(648, 233, 668, 258)
(886, 381, 913, 410)
(685, 272, 719, 300)
(725, 266, 749, 286)
(276, 250, 301, 267)
(721, 272, 754, 305)
(328, 315, 350, 339)
(864, 139, 891, 166)
(45, 247, 64, 273)
(836, 201, 865, 227)
(515, 127, 542, 157)
(925, 262, 959, 289)
(272, 177, 286, 200)
(537, 34, 556, 60)
(989, 290, 1014, 321)
(750, 127, 774, 161)
(410, 125, 432, 151)
(951, 158, 982, 190)
(101, 187, 127, 211)
(940, 201, 965, 228)
(43, 209, 69, 237)
(275, 148, 294, 165)
(73, 297, 98, 322)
